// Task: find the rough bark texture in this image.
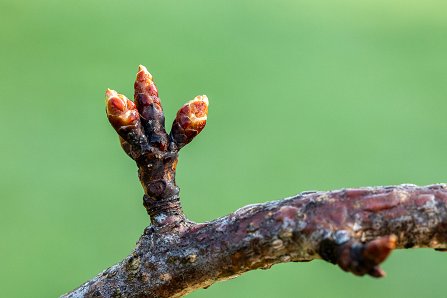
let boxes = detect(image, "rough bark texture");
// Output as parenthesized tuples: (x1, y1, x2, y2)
(61, 66, 447, 298)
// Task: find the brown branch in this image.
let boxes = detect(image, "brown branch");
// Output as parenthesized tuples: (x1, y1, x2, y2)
(61, 66, 447, 298)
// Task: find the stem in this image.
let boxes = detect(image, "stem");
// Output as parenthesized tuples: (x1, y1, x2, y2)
(62, 66, 447, 297)
(62, 184, 447, 298)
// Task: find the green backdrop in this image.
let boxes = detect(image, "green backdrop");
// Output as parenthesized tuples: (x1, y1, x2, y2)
(1, 0, 447, 297)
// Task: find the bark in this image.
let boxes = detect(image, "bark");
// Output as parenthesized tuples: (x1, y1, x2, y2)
(61, 66, 447, 298)
(63, 184, 447, 298)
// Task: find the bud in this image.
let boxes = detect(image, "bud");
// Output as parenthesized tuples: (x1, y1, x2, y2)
(135, 65, 157, 97)
(105, 89, 148, 155)
(105, 89, 139, 130)
(133, 65, 168, 150)
(170, 95, 209, 149)
(362, 235, 397, 265)
(336, 235, 397, 278)
(134, 65, 163, 120)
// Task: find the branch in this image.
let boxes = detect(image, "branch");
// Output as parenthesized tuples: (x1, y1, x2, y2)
(61, 66, 447, 298)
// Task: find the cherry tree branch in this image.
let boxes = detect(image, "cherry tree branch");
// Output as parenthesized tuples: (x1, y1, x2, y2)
(61, 66, 447, 298)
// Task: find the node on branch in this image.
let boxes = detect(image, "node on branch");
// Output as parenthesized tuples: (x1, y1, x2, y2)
(105, 65, 208, 226)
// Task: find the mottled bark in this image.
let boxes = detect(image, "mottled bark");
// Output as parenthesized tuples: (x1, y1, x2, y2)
(61, 66, 447, 298)
(63, 184, 447, 298)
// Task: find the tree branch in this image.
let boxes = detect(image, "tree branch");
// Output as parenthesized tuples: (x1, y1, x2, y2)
(61, 66, 447, 298)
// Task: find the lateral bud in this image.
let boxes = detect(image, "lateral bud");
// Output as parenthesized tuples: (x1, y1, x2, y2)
(170, 95, 209, 149)
(106, 89, 139, 128)
(336, 235, 397, 278)
(105, 89, 148, 156)
(362, 235, 397, 265)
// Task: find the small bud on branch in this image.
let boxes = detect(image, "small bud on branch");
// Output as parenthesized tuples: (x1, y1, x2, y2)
(134, 65, 168, 150)
(105, 89, 148, 157)
(331, 235, 397, 277)
(170, 95, 209, 149)
(134, 65, 162, 119)
(106, 89, 139, 128)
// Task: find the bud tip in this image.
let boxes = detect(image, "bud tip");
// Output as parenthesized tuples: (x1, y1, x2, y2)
(188, 95, 209, 120)
(137, 64, 152, 80)
(105, 88, 118, 98)
(195, 95, 209, 106)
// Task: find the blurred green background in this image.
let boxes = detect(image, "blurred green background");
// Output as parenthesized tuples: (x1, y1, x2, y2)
(1, 0, 447, 297)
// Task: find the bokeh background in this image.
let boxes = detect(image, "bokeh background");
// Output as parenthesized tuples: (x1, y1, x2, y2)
(1, 0, 447, 297)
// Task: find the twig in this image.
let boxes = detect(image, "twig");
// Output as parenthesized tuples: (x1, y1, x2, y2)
(61, 66, 447, 298)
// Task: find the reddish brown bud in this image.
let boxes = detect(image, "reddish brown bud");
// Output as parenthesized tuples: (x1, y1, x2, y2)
(170, 95, 209, 149)
(362, 235, 397, 265)
(135, 65, 158, 97)
(133, 65, 168, 149)
(334, 235, 397, 278)
(106, 89, 139, 129)
(134, 65, 163, 120)
(105, 89, 148, 156)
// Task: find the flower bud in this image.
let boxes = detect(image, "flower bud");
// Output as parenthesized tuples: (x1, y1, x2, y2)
(106, 89, 139, 129)
(134, 65, 163, 121)
(105, 89, 148, 155)
(170, 95, 209, 149)
(133, 65, 168, 150)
